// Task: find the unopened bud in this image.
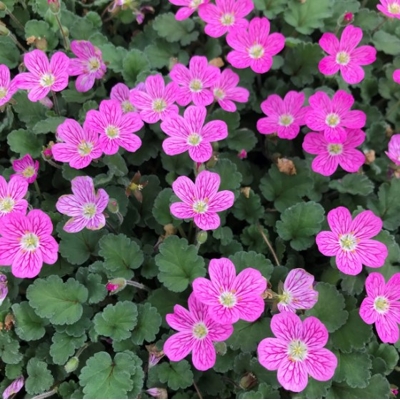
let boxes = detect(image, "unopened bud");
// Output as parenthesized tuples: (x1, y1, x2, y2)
(106, 278, 126, 294)
(163, 224, 177, 237)
(343, 12, 354, 23)
(0, 2, 7, 11)
(209, 57, 224, 68)
(48, 0, 60, 13)
(64, 356, 79, 373)
(240, 187, 250, 198)
(146, 388, 168, 399)
(364, 149, 375, 165)
(42, 143, 54, 161)
(35, 37, 47, 51)
(107, 198, 119, 214)
(146, 344, 165, 368)
(196, 230, 208, 245)
(169, 57, 179, 71)
(61, 26, 69, 37)
(277, 157, 297, 175)
(0, 273, 8, 306)
(0, 25, 10, 36)
(386, 126, 394, 137)
(205, 155, 218, 168)
(214, 341, 227, 356)
(238, 149, 247, 159)
(239, 372, 257, 390)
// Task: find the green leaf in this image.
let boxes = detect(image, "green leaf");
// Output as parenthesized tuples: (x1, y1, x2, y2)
(232, 190, 264, 224)
(300, 378, 332, 399)
(155, 360, 194, 390)
(213, 226, 233, 245)
(368, 343, 399, 375)
(209, 158, 242, 191)
(329, 174, 374, 196)
(27, 275, 89, 325)
(229, 251, 274, 279)
(25, 358, 54, 395)
(0, 37, 20, 68)
(333, 351, 372, 388)
(93, 301, 138, 342)
(0, 331, 23, 364)
(225, 128, 258, 152)
(254, 0, 287, 19)
(12, 301, 47, 341)
(145, 40, 180, 69)
(13, 92, 47, 129)
(97, 43, 127, 73)
(75, 268, 107, 305)
(131, 303, 161, 345)
(156, 236, 206, 292)
(103, 154, 128, 177)
(122, 49, 150, 87)
(7, 129, 44, 158)
(372, 31, 400, 56)
(238, 383, 280, 399)
(25, 19, 58, 50)
(305, 282, 348, 332)
(49, 332, 86, 365)
(153, 188, 174, 226)
(276, 201, 325, 251)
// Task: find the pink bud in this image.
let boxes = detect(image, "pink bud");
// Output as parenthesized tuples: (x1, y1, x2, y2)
(43, 148, 53, 158)
(147, 388, 168, 399)
(106, 283, 119, 292)
(391, 388, 399, 396)
(238, 149, 247, 159)
(343, 12, 353, 22)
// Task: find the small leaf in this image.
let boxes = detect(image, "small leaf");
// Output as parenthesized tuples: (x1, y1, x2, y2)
(26, 358, 54, 395)
(209, 158, 242, 191)
(122, 49, 150, 87)
(229, 251, 274, 280)
(238, 382, 280, 399)
(75, 268, 107, 305)
(153, 188, 174, 226)
(329, 174, 374, 196)
(333, 351, 372, 388)
(0, 37, 20, 68)
(7, 129, 44, 158)
(12, 92, 47, 129)
(131, 303, 162, 345)
(232, 190, 264, 224)
(50, 332, 86, 365)
(0, 331, 23, 364)
(12, 301, 47, 341)
(373, 31, 400, 56)
(155, 360, 194, 391)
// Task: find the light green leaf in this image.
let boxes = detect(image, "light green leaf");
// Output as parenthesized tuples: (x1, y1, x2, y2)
(333, 351, 372, 388)
(26, 358, 54, 395)
(97, 43, 127, 73)
(25, 19, 58, 50)
(155, 360, 194, 391)
(103, 154, 128, 177)
(368, 343, 399, 375)
(122, 49, 150, 87)
(145, 40, 180, 69)
(7, 129, 44, 158)
(372, 31, 400, 56)
(254, 0, 287, 19)
(229, 251, 274, 279)
(49, 332, 86, 365)
(12, 301, 47, 341)
(153, 188, 174, 226)
(131, 303, 162, 345)
(329, 174, 374, 196)
(300, 378, 332, 399)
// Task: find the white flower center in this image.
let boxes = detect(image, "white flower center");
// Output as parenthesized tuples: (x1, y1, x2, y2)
(121, 100, 135, 113)
(20, 232, 40, 252)
(82, 203, 97, 219)
(0, 197, 15, 213)
(374, 296, 390, 314)
(279, 114, 294, 127)
(78, 141, 94, 156)
(220, 13, 235, 26)
(0, 87, 7, 99)
(105, 125, 120, 139)
(388, 3, 400, 14)
(189, 79, 203, 93)
(192, 322, 208, 339)
(152, 98, 167, 113)
(328, 143, 343, 156)
(22, 166, 35, 178)
(325, 113, 340, 128)
(336, 51, 350, 66)
(213, 87, 225, 100)
(248, 44, 265, 59)
(189, 0, 203, 8)
(219, 290, 237, 308)
(278, 290, 292, 306)
(193, 199, 208, 214)
(187, 133, 202, 146)
(39, 73, 55, 88)
(339, 233, 357, 251)
(287, 339, 308, 362)
(87, 57, 101, 73)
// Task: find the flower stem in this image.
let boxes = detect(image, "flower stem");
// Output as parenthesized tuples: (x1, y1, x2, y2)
(257, 224, 280, 266)
(75, 342, 90, 358)
(372, 18, 387, 34)
(193, 381, 203, 399)
(53, 12, 69, 50)
(33, 180, 42, 198)
(126, 280, 150, 291)
(177, 225, 187, 239)
(8, 32, 27, 52)
(32, 387, 58, 399)
(6, 10, 25, 31)
(51, 91, 61, 116)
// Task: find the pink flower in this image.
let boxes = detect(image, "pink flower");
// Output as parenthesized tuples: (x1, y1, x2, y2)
(305, 90, 366, 142)
(15, 49, 69, 102)
(170, 170, 234, 230)
(0, 176, 28, 218)
(2, 376, 24, 399)
(377, 0, 400, 19)
(318, 25, 377, 85)
(0, 210, 58, 278)
(85, 99, 144, 155)
(0, 64, 18, 107)
(257, 91, 307, 140)
(192, 257, 266, 324)
(359, 272, 400, 343)
(226, 17, 285, 74)
(130, 74, 179, 123)
(211, 68, 249, 112)
(386, 134, 400, 165)
(198, 0, 254, 38)
(169, 56, 219, 107)
(11, 154, 39, 184)
(110, 83, 136, 113)
(52, 119, 102, 169)
(277, 269, 318, 313)
(161, 105, 228, 162)
(169, 0, 210, 21)
(56, 176, 109, 233)
(393, 69, 400, 84)
(302, 129, 365, 176)
(164, 292, 233, 371)
(0, 273, 8, 306)
(257, 312, 337, 392)
(68, 40, 106, 92)
(316, 207, 388, 276)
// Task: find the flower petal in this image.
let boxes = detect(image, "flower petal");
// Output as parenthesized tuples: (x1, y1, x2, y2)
(277, 358, 309, 392)
(319, 32, 340, 54)
(166, 304, 196, 331)
(356, 239, 388, 269)
(301, 316, 329, 348)
(350, 211, 383, 240)
(305, 348, 337, 382)
(328, 206, 352, 235)
(316, 231, 341, 256)
(172, 176, 195, 204)
(257, 337, 287, 371)
(192, 337, 216, 371)
(270, 311, 302, 341)
(359, 297, 377, 324)
(164, 331, 195, 362)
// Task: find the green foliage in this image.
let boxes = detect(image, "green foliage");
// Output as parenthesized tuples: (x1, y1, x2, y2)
(50, 332, 86, 365)
(7, 129, 44, 157)
(12, 301, 47, 341)
(131, 303, 162, 345)
(25, 358, 54, 395)
(154, 360, 194, 390)
(329, 175, 374, 196)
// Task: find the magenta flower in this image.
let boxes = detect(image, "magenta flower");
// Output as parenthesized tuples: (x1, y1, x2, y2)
(85, 99, 144, 155)
(11, 154, 39, 184)
(14, 49, 69, 102)
(56, 176, 109, 233)
(0, 176, 28, 218)
(257, 91, 307, 140)
(318, 25, 377, 85)
(164, 292, 233, 371)
(52, 119, 102, 169)
(169, 0, 210, 20)
(68, 40, 106, 92)
(110, 83, 136, 113)
(360, 272, 400, 343)
(393, 70, 400, 84)
(305, 90, 366, 142)
(169, 56, 220, 107)
(192, 257, 266, 324)
(198, 0, 254, 38)
(170, 170, 234, 230)
(377, 0, 400, 18)
(0, 64, 18, 107)
(302, 129, 365, 176)
(257, 312, 337, 392)
(277, 269, 318, 313)
(0, 210, 58, 278)
(2, 376, 24, 399)
(226, 17, 285, 74)
(0, 273, 8, 306)
(161, 105, 228, 162)
(386, 134, 400, 165)
(130, 74, 179, 123)
(211, 69, 249, 112)
(316, 207, 388, 276)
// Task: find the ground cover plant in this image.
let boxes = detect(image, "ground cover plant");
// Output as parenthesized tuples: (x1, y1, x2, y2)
(1, 0, 400, 398)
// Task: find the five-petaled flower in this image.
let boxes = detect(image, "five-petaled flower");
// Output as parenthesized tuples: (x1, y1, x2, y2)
(316, 207, 388, 276)
(0, 210, 58, 278)
(169, 0, 210, 21)
(377, 0, 400, 19)
(0, 176, 28, 218)
(385, 133, 400, 165)
(192, 257, 267, 324)
(56, 176, 109, 233)
(11, 154, 39, 184)
(257, 312, 337, 392)
(164, 292, 233, 371)
(359, 272, 400, 343)
(170, 170, 234, 230)
(0, 64, 18, 107)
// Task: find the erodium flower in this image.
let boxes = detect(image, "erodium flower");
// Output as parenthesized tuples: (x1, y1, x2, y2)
(211, 68, 249, 112)
(2, 376, 24, 399)
(257, 91, 307, 140)
(0, 64, 18, 107)
(226, 17, 285, 74)
(192, 257, 266, 324)
(393, 69, 400, 84)
(377, 0, 400, 18)
(305, 90, 366, 142)
(386, 134, 400, 165)
(14, 49, 69, 101)
(164, 292, 233, 371)
(0, 176, 28, 218)
(277, 269, 318, 313)
(359, 272, 400, 343)
(0, 210, 58, 278)
(110, 83, 136, 113)
(0, 273, 8, 306)
(130, 74, 179, 123)
(257, 312, 337, 392)
(198, 0, 254, 38)
(170, 170, 234, 230)
(302, 128, 366, 176)
(169, 0, 210, 20)
(68, 40, 107, 92)
(169, 56, 220, 107)
(85, 99, 144, 155)
(316, 207, 388, 276)
(11, 154, 39, 184)
(56, 176, 109, 233)
(161, 105, 228, 162)
(318, 25, 377, 84)
(52, 118, 103, 169)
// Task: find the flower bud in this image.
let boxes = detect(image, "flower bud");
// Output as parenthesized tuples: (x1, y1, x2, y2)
(277, 157, 296, 175)
(0, 273, 8, 306)
(0, 2, 6, 11)
(2, 376, 24, 399)
(64, 356, 79, 373)
(343, 12, 354, 23)
(364, 149, 375, 165)
(196, 230, 208, 245)
(238, 149, 247, 159)
(106, 278, 126, 294)
(146, 344, 165, 368)
(48, 0, 60, 14)
(107, 198, 119, 214)
(61, 26, 69, 37)
(35, 37, 48, 51)
(214, 341, 227, 356)
(0, 24, 10, 36)
(239, 372, 257, 390)
(146, 388, 168, 399)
